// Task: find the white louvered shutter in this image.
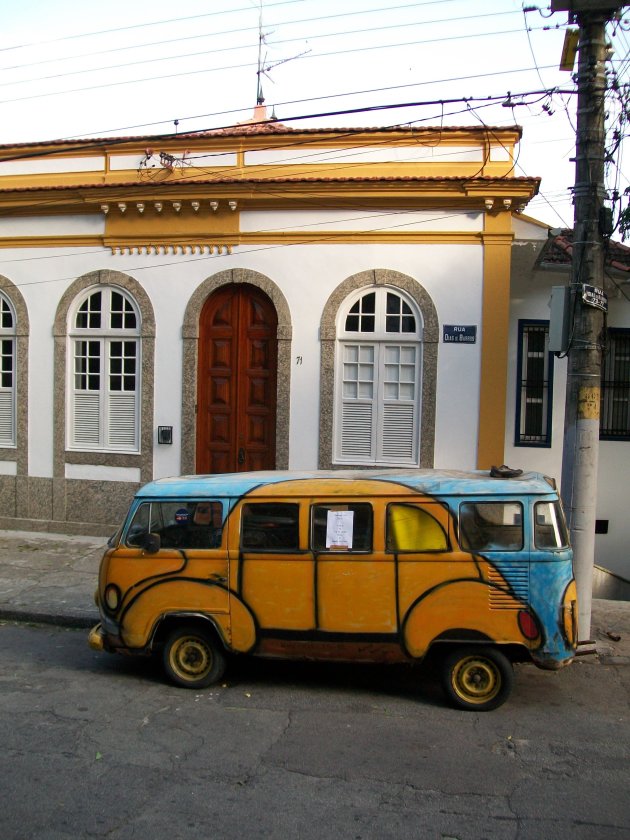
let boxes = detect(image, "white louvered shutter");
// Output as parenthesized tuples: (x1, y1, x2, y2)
(0, 390, 14, 446)
(378, 344, 418, 463)
(339, 343, 376, 459)
(107, 393, 137, 448)
(72, 392, 100, 446)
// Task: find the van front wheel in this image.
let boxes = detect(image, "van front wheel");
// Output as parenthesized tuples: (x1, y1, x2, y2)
(441, 647, 513, 711)
(162, 625, 226, 689)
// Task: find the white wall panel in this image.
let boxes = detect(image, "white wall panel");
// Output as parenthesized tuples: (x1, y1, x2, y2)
(110, 151, 238, 170)
(245, 146, 483, 165)
(0, 157, 104, 175)
(0, 215, 105, 236)
(65, 464, 141, 482)
(241, 209, 483, 233)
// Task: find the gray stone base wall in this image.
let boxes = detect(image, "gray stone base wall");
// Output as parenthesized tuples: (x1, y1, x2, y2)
(64, 478, 138, 527)
(0, 476, 137, 536)
(25, 476, 54, 521)
(0, 475, 16, 517)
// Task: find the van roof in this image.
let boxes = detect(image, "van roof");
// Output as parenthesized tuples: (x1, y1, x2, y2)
(135, 469, 558, 499)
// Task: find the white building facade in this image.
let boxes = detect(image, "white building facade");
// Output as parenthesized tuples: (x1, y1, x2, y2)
(0, 118, 627, 579)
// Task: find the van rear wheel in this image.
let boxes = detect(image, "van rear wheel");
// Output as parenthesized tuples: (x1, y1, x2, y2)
(162, 625, 226, 689)
(441, 647, 513, 711)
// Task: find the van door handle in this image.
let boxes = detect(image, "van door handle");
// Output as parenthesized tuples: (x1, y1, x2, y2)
(238, 447, 245, 465)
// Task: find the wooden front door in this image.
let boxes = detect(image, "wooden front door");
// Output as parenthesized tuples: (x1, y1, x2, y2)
(197, 284, 278, 474)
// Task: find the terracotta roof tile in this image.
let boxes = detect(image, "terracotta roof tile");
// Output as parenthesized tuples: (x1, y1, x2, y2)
(0, 124, 523, 151)
(0, 174, 540, 194)
(539, 229, 630, 273)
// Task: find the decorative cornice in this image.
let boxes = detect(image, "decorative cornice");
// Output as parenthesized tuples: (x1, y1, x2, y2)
(0, 230, 487, 251)
(106, 241, 234, 256)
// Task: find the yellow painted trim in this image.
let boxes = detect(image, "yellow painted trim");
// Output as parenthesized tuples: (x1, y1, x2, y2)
(477, 213, 514, 469)
(0, 230, 485, 249)
(0, 235, 104, 249)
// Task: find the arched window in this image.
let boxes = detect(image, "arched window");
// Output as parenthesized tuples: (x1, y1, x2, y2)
(0, 292, 16, 447)
(334, 287, 422, 465)
(68, 286, 141, 451)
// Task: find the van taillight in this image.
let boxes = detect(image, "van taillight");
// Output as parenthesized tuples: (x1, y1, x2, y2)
(518, 610, 539, 640)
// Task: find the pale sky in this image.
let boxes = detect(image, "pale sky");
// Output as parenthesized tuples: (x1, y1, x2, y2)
(1, 0, 629, 228)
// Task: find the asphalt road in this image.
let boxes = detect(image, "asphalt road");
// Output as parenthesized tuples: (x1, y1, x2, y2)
(1, 621, 629, 840)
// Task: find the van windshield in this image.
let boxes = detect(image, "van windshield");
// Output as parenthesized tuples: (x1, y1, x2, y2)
(126, 500, 224, 549)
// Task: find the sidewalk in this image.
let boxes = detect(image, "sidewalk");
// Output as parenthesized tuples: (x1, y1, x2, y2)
(0, 528, 629, 664)
(0, 529, 104, 628)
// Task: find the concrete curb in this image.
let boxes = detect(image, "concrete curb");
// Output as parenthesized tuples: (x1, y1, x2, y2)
(0, 608, 97, 629)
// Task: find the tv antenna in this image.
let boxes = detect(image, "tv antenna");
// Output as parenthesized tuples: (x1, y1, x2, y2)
(255, 0, 310, 106)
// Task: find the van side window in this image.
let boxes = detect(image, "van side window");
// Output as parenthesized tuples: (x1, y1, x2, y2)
(459, 502, 523, 551)
(241, 503, 300, 551)
(311, 503, 373, 551)
(386, 504, 449, 552)
(126, 501, 223, 549)
(534, 501, 569, 548)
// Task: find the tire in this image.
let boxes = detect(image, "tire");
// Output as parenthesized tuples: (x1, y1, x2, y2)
(162, 625, 226, 689)
(441, 647, 513, 712)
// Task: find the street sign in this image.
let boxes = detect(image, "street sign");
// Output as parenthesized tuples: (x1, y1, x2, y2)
(581, 284, 608, 312)
(443, 325, 477, 344)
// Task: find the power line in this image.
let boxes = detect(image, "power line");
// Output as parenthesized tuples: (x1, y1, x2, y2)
(0, 1, 469, 73)
(0, 97, 555, 229)
(0, 86, 574, 166)
(1, 8, 521, 88)
(0, 23, 563, 107)
(0, 0, 308, 52)
(0, 71, 574, 160)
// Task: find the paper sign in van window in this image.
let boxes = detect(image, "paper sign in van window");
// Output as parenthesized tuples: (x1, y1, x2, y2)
(326, 510, 354, 549)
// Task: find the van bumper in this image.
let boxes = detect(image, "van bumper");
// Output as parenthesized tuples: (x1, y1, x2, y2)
(532, 654, 575, 671)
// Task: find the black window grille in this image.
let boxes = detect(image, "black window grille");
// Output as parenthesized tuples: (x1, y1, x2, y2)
(601, 329, 630, 440)
(515, 321, 553, 447)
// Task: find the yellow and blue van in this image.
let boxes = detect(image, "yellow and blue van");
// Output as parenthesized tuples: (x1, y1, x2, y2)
(89, 469, 577, 711)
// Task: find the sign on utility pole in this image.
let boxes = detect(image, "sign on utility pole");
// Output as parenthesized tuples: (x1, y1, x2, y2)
(554, 0, 624, 643)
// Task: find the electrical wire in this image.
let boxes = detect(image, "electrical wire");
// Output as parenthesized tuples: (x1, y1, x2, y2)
(0, 3, 515, 75)
(0, 23, 563, 107)
(0, 0, 308, 52)
(61, 64, 566, 141)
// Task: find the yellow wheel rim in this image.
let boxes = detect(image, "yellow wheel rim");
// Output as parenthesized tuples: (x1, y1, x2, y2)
(169, 635, 212, 681)
(451, 655, 501, 705)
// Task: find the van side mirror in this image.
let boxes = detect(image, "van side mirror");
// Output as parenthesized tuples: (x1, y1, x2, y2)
(143, 532, 161, 554)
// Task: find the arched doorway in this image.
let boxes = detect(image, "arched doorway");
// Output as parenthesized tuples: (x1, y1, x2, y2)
(196, 283, 278, 474)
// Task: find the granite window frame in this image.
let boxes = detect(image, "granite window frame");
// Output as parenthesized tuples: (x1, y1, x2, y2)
(53, 270, 155, 491)
(319, 269, 438, 470)
(334, 286, 423, 466)
(67, 286, 141, 453)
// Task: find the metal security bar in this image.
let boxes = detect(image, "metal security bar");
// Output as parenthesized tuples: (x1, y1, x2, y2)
(601, 329, 630, 440)
(516, 321, 553, 446)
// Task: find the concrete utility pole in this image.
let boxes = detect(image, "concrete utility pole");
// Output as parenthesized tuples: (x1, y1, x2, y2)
(552, 0, 624, 642)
